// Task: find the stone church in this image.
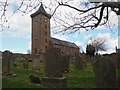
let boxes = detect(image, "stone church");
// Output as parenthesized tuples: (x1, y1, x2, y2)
(31, 3, 79, 59)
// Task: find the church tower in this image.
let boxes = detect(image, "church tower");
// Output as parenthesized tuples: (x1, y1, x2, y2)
(31, 3, 51, 56)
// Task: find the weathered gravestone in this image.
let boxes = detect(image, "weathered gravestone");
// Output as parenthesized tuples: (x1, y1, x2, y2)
(109, 53, 118, 69)
(61, 55, 70, 73)
(2, 50, 13, 76)
(29, 74, 41, 84)
(23, 57, 29, 69)
(116, 53, 120, 87)
(41, 48, 67, 88)
(33, 49, 41, 71)
(33, 57, 40, 71)
(116, 53, 120, 69)
(93, 55, 117, 88)
(13, 62, 17, 68)
(74, 54, 86, 69)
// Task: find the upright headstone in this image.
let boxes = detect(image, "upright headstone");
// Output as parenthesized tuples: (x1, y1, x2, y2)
(116, 53, 120, 69)
(42, 48, 67, 88)
(116, 53, 120, 87)
(109, 53, 118, 68)
(13, 62, 17, 68)
(45, 48, 62, 77)
(33, 49, 40, 71)
(2, 50, 13, 76)
(61, 55, 70, 73)
(93, 56, 117, 88)
(23, 57, 29, 69)
(74, 54, 85, 69)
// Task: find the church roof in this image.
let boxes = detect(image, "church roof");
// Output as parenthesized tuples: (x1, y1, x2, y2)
(50, 37, 79, 48)
(30, 3, 51, 18)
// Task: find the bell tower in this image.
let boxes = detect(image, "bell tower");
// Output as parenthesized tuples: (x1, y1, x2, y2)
(31, 3, 51, 56)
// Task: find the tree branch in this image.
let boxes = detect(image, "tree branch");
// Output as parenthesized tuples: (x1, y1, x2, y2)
(58, 3, 103, 13)
(95, 6, 105, 27)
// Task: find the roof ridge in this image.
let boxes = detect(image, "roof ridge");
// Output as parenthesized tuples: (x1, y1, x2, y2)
(51, 37, 73, 44)
(50, 37, 79, 48)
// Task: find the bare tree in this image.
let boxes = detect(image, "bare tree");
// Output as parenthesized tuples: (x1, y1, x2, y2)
(88, 36, 108, 54)
(0, 0, 119, 32)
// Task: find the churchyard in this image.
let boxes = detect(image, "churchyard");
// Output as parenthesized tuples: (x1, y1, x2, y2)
(2, 59, 96, 88)
(2, 49, 120, 88)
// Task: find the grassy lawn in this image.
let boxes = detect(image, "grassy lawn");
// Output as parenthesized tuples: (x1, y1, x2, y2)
(2, 61, 120, 88)
(2, 62, 45, 88)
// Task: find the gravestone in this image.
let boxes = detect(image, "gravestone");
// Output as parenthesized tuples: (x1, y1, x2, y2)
(23, 57, 29, 69)
(93, 56, 117, 88)
(33, 49, 41, 71)
(61, 55, 70, 73)
(33, 57, 40, 71)
(109, 53, 118, 68)
(74, 54, 85, 69)
(2, 50, 13, 76)
(42, 48, 67, 88)
(116, 53, 120, 69)
(13, 62, 17, 68)
(29, 74, 41, 84)
(44, 48, 62, 77)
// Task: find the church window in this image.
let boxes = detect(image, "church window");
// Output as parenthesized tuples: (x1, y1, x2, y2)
(34, 17, 37, 22)
(45, 46, 47, 49)
(45, 39, 47, 42)
(35, 38, 37, 40)
(45, 32, 47, 35)
(34, 48, 37, 54)
(45, 18, 47, 22)
(45, 25, 47, 29)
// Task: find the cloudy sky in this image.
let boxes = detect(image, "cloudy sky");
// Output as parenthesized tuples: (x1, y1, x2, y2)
(0, 0, 119, 54)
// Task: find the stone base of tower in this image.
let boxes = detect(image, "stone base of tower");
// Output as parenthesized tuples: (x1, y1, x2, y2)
(41, 77, 67, 88)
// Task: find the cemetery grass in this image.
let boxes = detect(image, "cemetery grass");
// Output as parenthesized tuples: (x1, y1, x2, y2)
(2, 61, 120, 88)
(2, 62, 45, 88)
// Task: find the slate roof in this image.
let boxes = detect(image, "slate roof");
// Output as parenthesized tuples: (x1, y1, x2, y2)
(50, 37, 79, 48)
(30, 3, 51, 18)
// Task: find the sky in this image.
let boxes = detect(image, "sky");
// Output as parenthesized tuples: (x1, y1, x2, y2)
(0, 0, 119, 54)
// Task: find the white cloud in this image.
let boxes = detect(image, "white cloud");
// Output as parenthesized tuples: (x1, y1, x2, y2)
(2, 6, 31, 38)
(118, 35, 120, 48)
(51, 34, 68, 41)
(84, 34, 92, 40)
(84, 32, 117, 54)
(74, 41, 83, 46)
(108, 11, 118, 26)
(28, 41, 31, 50)
(85, 33, 110, 44)
(2, 48, 27, 54)
(108, 37, 118, 49)
(96, 33, 110, 41)
(98, 36, 118, 54)
(0, 32, 2, 50)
